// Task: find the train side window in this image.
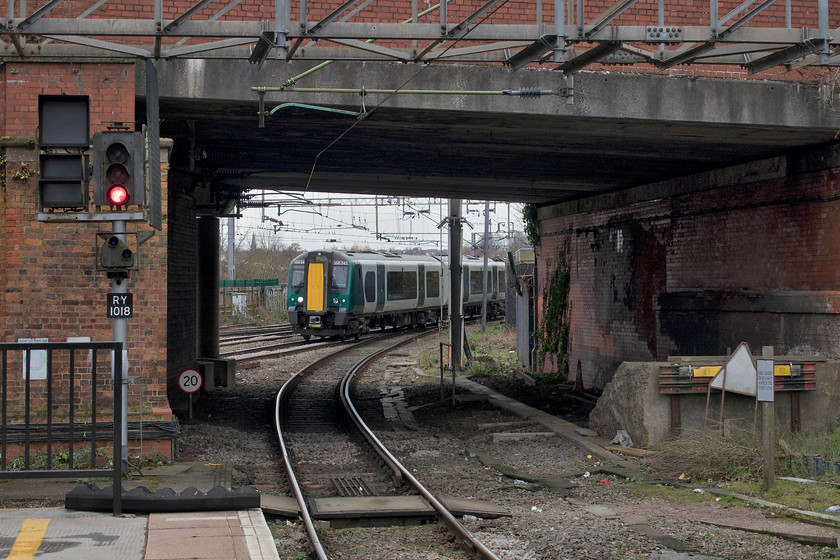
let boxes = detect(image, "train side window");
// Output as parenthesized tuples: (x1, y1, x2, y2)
(365, 271, 376, 302)
(387, 271, 417, 301)
(290, 262, 305, 290)
(470, 270, 484, 294)
(426, 271, 440, 298)
(498, 269, 505, 290)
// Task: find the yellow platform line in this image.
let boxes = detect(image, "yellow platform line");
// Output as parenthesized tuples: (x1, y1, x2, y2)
(6, 519, 50, 560)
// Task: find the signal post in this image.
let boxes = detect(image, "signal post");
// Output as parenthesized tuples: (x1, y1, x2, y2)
(93, 129, 145, 467)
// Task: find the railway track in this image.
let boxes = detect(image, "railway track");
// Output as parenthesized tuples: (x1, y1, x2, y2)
(183, 322, 835, 559)
(220, 338, 333, 364)
(219, 324, 295, 345)
(275, 330, 502, 560)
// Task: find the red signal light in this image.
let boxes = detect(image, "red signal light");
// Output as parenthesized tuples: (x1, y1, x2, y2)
(104, 159, 130, 206)
(93, 132, 145, 208)
(107, 184, 130, 205)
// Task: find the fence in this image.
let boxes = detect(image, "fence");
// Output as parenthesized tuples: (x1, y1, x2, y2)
(219, 278, 284, 313)
(0, 341, 123, 515)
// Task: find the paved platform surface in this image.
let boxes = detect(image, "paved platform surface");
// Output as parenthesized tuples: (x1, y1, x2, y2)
(145, 509, 279, 560)
(0, 462, 279, 560)
(0, 506, 279, 560)
(0, 507, 146, 560)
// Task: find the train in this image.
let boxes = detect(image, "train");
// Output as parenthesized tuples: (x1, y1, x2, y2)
(287, 250, 506, 340)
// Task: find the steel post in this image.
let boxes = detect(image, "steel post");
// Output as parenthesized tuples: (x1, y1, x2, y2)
(111, 219, 129, 465)
(448, 199, 462, 374)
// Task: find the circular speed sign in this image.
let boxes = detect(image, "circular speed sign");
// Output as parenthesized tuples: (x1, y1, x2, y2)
(178, 368, 203, 394)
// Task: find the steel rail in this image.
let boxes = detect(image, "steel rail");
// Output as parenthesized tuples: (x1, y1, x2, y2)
(339, 333, 504, 560)
(219, 338, 304, 357)
(223, 337, 340, 362)
(273, 333, 391, 560)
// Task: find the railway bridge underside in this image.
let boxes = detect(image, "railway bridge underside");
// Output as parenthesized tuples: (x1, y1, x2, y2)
(149, 59, 840, 411)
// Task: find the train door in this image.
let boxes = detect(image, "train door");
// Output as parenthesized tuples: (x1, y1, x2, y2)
(376, 264, 385, 312)
(306, 262, 325, 312)
(350, 265, 365, 314)
(363, 267, 376, 313)
(417, 264, 425, 307)
(462, 264, 471, 304)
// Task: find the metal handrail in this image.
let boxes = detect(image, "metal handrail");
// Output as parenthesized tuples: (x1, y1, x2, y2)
(0, 341, 123, 515)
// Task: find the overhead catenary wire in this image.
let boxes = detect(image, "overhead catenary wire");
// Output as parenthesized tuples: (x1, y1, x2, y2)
(253, 0, 515, 193)
(257, 87, 554, 96)
(233, 192, 523, 251)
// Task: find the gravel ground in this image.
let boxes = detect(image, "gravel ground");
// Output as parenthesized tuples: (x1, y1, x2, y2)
(179, 328, 840, 560)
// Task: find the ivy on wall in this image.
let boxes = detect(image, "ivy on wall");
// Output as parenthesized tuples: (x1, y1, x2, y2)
(536, 255, 570, 381)
(523, 203, 540, 247)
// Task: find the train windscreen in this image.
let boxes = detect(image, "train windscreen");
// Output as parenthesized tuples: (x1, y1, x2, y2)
(290, 262, 305, 290)
(332, 261, 349, 290)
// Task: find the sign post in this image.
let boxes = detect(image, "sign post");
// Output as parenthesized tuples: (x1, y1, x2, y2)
(757, 358, 775, 490)
(178, 368, 203, 419)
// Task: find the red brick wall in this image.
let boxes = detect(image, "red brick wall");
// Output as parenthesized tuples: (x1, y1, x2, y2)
(536, 144, 840, 389)
(3, 62, 134, 134)
(166, 170, 200, 412)
(0, 62, 172, 455)
(0, 71, 5, 337)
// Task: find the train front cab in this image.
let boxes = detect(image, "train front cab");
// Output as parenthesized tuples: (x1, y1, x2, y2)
(288, 251, 359, 339)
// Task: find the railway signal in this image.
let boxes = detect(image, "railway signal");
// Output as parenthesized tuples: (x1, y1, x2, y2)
(93, 131, 145, 208)
(99, 235, 134, 272)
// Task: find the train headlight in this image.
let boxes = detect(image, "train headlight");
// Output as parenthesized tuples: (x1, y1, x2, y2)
(332, 297, 339, 305)
(296, 296, 304, 303)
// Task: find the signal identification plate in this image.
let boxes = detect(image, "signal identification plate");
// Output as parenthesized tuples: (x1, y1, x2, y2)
(106, 293, 134, 318)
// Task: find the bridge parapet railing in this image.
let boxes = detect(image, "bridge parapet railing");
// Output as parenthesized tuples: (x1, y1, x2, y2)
(0, 341, 123, 515)
(0, 0, 834, 74)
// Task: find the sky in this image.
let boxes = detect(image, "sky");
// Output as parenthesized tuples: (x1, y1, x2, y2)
(223, 191, 525, 254)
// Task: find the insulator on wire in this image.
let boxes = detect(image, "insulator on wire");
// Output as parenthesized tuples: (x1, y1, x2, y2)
(518, 87, 542, 97)
(503, 87, 547, 97)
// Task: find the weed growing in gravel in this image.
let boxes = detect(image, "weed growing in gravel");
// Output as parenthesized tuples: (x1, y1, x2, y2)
(414, 325, 522, 378)
(778, 427, 840, 480)
(646, 424, 840, 514)
(622, 480, 712, 505)
(6, 447, 106, 470)
(416, 339, 445, 375)
(728, 477, 840, 513)
(133, 450, 173, 469)
(466, 325, 516, 361)
(464, 325, 527, 378)
(222, 305, 289, 327)
(646, 423, 763, 482)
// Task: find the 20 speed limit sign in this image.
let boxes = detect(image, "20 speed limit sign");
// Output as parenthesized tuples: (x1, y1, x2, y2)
(178, 368, 203, 394)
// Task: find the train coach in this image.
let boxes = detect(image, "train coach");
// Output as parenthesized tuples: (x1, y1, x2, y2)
(287, 250, 506, 340)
